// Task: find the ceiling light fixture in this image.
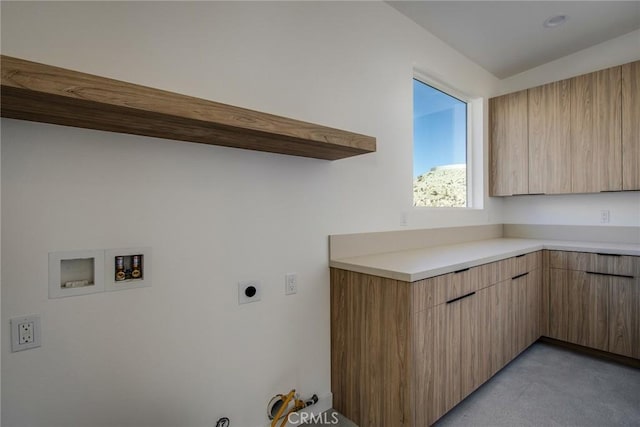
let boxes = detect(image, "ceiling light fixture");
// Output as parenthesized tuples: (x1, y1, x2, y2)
(544, 14, 568, 28)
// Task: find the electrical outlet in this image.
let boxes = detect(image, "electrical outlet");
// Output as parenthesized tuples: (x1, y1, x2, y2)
(285, 273, 297, 295)
(11, 315, 41, 352)
(400, 212, 409, 227)
(19, 322, 34, 344)
(600, 210, 610, 224)
(238, 280, 261, 304)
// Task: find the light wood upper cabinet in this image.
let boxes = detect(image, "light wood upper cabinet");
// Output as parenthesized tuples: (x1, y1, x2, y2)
(528, 80, 571, 194)
(490, 91, 529, 196)
(490, 61, 637, 196)
(570, 66, 622, 193)
(622, 60, 640, 190)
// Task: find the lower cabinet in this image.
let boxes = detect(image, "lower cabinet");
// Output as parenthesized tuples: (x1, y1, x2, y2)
(489, 268, 542, 377)
(330, 250, 637, 427)
(415, 288, 493, 426)
(546, 251, 639, 358)
(548, 269, 609, 351)
(609, 276, 640, 358)
(332, 251, 542, 427)
(462, 288, 492, 399)
(489, 279, 512, 375)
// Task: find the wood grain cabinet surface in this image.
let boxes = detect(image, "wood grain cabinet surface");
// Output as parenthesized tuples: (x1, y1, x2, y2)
(622, 60, 640, 190)
(546, 250, 639, 358)
(570, 66, 622, 193)
(489, 91, 529, 196)
(331, 251, 543, 427)
(548, 269, 609, 351)
(528, 80, 572, 194)
(490, 60, 638, 196)
(329, 269, 413, 427)
(609, 274, 640, 359)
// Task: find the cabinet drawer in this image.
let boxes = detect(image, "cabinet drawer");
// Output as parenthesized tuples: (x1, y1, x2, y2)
(512, 251, 542, 276)
(549, 251, 591, 270)
(412, 265, 482, 312)
(549, 251, 638, 277)
(590, 253, 638, 277)
(413, 252, 544, 312)
(477, 258, 512, 288)
(413, 274, 448, 312)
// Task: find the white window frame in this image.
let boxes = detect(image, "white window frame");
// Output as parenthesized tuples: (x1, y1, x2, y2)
(413, 71, 477, 209)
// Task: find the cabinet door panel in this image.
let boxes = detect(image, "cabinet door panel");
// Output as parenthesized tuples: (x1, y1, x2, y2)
(541, 251, 550, 337)
(549, 269, 569, 341)
(563, 271, 609, 351)
(571, 66, 622, 193)
(526, 268, 542, 346)
(549, 269, 609, 350)
(438, 301, 461, 414)
(490, 91, 528, 196)
(529, 80, 571, 194)
(609, 276, 640, 358)
(566, 271, 591, 346)
(474, 287, 493, 389)
(622, 60, 640, 190)
(330, 270, 413, 427)
(414, 307, 437, 426)
(490, 279, 513, 374)
(512, 275, 529, 355)
(461, 292, 485, 399)
(415, 302, 462, 426)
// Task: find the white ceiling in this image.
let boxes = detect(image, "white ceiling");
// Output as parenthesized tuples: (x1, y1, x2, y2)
(387, 1, 640, 79)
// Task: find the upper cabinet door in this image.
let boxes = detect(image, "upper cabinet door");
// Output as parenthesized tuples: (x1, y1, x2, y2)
(528, 80, 571, 194)
(490, 91, 528, 196)
(622, 61, 640, 191)
(571, 66, 622, 193)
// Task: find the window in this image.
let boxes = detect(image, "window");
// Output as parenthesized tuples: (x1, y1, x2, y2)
(413, 78, 469, 208)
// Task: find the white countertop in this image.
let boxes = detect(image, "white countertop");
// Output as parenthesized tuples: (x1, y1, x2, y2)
(329, 238, 640, 282)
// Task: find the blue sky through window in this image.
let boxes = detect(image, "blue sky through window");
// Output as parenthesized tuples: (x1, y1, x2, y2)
(413, 79, 467, 179)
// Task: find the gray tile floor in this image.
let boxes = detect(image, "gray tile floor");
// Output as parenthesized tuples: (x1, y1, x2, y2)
(436, 342, 640, 426)
(320, 342, 640, 427)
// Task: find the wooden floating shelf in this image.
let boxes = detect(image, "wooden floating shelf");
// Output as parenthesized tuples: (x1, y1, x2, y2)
(0, 55, 376, 160)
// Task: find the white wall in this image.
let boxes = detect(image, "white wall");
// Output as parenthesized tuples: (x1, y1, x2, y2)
(0, 2, 501, 426)
(502, 193, 640, 226)
(498, 29, 640, 227)
(497, 29, 640, 94)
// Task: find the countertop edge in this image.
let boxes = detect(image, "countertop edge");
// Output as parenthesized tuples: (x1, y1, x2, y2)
(329, 239, 640, 283)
